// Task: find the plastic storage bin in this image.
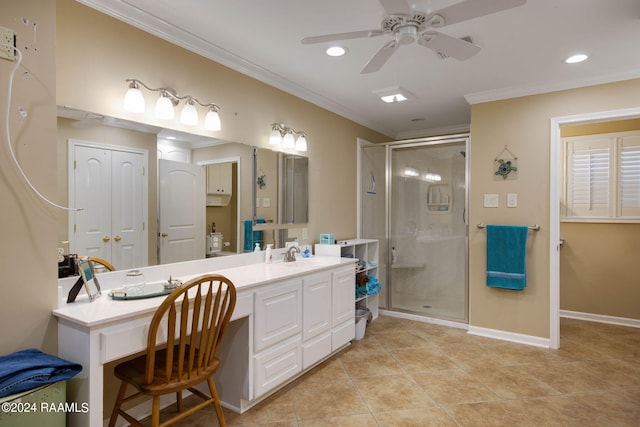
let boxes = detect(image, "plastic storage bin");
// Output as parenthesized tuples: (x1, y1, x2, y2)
(0, 381, 66, 427)
(354, 308, 371, 340)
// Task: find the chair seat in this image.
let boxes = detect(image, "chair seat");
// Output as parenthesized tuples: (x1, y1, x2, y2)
(114, 346, 220, 396)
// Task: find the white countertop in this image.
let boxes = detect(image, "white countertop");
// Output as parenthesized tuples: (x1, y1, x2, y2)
(53, 255, 355, 328)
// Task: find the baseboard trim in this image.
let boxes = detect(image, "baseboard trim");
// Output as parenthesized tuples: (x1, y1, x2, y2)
(379, 309, 468, 330)
(560, 310, 640, 328)
(467, 325, 551, 348)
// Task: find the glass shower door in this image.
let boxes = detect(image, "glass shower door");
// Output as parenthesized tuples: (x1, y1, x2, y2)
(389, 141, 468, 322)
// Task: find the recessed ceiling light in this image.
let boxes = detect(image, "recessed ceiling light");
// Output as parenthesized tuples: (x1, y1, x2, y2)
(326, 46, 347, 57)
(565, 54, 588, 64)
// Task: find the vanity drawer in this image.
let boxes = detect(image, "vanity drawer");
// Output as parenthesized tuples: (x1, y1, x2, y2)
(302, 332, 331, 370)
(332, 319, 355, 351)
(232, 291, 253, 321)
(253, 335, 301, 397)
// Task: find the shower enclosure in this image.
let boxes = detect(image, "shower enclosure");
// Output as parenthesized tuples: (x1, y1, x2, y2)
(359, 135, 468, 323)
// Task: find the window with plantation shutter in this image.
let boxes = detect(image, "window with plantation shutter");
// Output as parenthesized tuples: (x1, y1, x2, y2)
(619, 135, 640, 217)
(563, 131, 640, 222)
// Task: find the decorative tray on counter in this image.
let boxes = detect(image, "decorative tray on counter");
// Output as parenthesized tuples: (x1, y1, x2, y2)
(108, 279, 182, 300)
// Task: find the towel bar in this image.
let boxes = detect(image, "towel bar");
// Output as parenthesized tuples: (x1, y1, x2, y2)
(477, 223, 540, 230)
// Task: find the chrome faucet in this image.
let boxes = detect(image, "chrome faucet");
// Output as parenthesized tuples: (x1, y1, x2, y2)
(283, 245, 300, 262)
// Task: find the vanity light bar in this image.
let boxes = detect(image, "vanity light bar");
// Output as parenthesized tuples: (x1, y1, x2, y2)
(123, 79, 222, 131)
(269, 123, 308, 152)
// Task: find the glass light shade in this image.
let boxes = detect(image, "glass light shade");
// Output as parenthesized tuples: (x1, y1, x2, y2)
(269, 129, 282, 145)
(155, 95, 175, 120)
(123, 87, 145, 113)
(204, 109, 221, 131)
(295, 135, 307, 151)
(180, 101, 198, 126)
(282, 132, 295, 149)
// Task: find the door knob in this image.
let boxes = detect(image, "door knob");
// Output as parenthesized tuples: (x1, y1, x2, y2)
(102, 236, 110, 242)
(161, 232, 169, 237)
(114, 235, 122, 242)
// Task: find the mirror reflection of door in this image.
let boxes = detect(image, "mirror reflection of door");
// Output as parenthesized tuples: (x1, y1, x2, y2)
(69, 140, 148, 270)
(280, 153, 309, 224)
(158, 159, 205, 263)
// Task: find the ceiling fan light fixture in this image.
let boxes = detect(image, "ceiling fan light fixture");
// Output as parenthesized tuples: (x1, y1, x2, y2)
(326, 46, 348, 57)
(397, 25, 417, 45)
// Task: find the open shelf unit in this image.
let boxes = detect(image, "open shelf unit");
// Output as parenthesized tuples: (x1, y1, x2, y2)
(314, 239, 379, 320)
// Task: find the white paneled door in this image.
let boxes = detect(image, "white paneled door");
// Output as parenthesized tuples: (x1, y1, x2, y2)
(158, 159, 205, 264)
(70, 142, 147, 270)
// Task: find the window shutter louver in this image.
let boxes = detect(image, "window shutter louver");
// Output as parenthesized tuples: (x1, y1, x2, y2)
(566, 139, 611, 218)
(619, 136, 640, 217)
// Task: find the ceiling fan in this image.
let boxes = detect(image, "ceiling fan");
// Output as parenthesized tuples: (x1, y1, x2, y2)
(301, 0, 526, 74)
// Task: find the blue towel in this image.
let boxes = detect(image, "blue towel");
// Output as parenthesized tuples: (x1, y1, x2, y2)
(486, 225, 528, 290)
(0, 349, 82, 398)
(243, 219, 265, 252)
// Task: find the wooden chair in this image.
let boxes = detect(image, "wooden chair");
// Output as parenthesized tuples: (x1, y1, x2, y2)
(87, 256, 115, 273)
(108, 274, 237, 427)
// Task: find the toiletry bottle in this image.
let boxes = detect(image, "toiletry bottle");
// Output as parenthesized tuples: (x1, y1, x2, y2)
(265, 244, 273, 264)
(254, 242, 260, 252)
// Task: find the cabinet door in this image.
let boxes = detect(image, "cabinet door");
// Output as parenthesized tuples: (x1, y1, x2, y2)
(332, 267, 355, 327)
(206, 163, 232, 195)
(254, 279, 302, 352)
(302, 272, 331, 341)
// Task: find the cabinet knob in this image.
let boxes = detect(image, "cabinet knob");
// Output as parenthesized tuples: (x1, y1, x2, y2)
(102, 235, 110, 242)
(114, 235, 122, 242)
(161, 232, 169, 238)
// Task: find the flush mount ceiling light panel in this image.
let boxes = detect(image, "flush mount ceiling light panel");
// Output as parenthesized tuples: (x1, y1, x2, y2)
(373, 86, 416, 103)
(301, 0, 527, 74)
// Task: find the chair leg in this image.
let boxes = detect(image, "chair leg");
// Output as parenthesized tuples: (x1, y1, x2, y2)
(176, 390, 182, 412)
(151, 395, 161, 427)
(108, 381, 128, 427)
(207, 377, 226, 427)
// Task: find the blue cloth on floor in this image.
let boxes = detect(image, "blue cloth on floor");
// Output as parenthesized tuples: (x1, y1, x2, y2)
(486, 225, 528, 290)
(0, 349, 82, 398)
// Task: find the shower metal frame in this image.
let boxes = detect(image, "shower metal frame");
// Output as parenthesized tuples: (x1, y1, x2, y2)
(358, 133, 470, 323)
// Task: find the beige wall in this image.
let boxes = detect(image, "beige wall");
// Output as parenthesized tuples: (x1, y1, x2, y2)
(469, 79, 640, 338)
(0, 0, 58, 354)
(559, 120, 640, 320)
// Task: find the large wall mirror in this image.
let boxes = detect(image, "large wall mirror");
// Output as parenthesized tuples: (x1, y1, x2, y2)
(57, 107, 308, 270)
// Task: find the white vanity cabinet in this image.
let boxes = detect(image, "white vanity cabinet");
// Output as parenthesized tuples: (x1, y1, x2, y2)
(302, 272, 333, 369)
(331, 267, 356, 350)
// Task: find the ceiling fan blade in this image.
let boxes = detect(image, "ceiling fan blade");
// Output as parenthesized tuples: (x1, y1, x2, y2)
(378, 0, 411, 15)
(361, 40, 399, 74)
(418, 31, 481, 60)
(301, 29, 385, 44)
(430, 0, 526, 27)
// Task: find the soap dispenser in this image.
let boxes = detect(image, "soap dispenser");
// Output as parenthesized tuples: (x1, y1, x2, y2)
(265, 244, 273, 264)
(254, 242, 261, 252)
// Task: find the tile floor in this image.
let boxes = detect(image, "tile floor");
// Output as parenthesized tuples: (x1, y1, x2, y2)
(152, 316, 640, 426)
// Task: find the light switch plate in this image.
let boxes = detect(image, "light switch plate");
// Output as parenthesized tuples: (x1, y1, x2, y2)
(262, 197, 270, 208)
(507, 193, 518, 208)
(484, 194, 499, 208)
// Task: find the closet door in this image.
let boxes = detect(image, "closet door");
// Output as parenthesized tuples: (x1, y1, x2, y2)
(111, 150, 145, 270)
(70, 142, 148, 269)
(73, 145, 112, 260)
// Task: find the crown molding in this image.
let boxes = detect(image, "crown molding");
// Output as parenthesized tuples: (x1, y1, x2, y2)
(465, 69, 640, 105)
